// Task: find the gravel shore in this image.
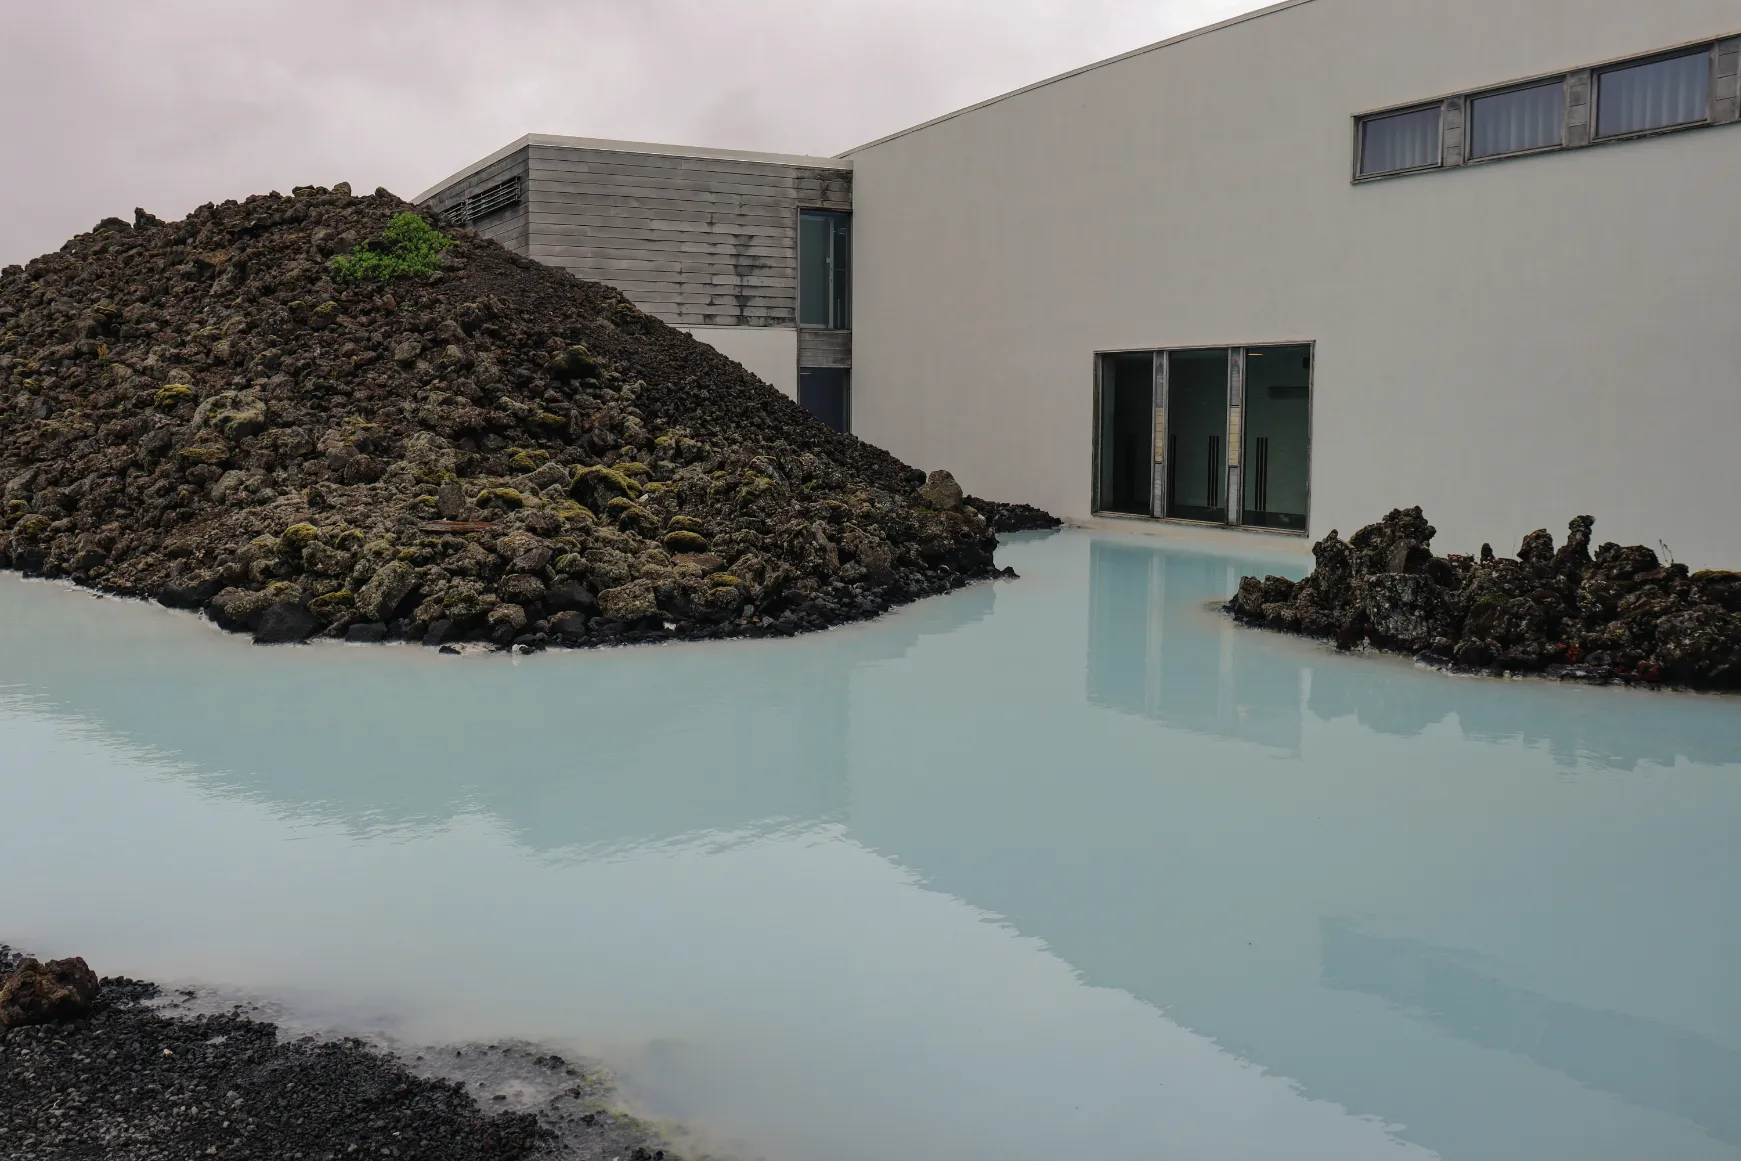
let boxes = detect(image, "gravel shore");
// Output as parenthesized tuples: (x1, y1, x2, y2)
(0, 948, 674, 1161)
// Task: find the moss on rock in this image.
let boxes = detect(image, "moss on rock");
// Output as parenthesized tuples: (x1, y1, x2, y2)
(280, 523, 320, 552)
(663, 530, 709, 554)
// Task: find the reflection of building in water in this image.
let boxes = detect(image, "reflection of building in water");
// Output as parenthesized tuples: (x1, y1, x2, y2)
(1087, 539, 1303, 754)
(1322, 918, 1741, 1149)
(1083, 536, 1741, 771)
(1306, 647, 1741, 771)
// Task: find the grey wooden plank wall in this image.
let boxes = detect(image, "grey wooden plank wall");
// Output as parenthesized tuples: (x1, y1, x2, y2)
(798, 329, 851, 368)
(523, 145, 852, 328)
(423, 148, 531, 255)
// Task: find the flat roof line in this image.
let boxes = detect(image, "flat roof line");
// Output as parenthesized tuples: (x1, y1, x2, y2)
(836, 0, 1318, 158)
(416, 134, 851, 204)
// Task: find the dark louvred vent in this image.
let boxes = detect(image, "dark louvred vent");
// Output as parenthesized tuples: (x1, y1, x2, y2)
(441, 177, 522, 226)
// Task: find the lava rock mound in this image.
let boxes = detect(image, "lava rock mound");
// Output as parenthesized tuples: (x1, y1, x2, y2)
(0, 187, 1052, 649)
(1227, 506, 1741, 689)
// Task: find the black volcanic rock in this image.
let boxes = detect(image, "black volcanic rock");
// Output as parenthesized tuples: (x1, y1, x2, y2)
(0, 188, 1057, 649)
(0, 947, 669, 1160)
(1228, 507, 1741, 689)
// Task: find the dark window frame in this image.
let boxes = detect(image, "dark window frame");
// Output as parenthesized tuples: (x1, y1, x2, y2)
(1354, 103, 1446, 178)
(1090, 340, 1315, 537)
(1353, 33, 1736, 183)
(798, 208, 851, 330)
(1592, 46, 1714, 142)
(1467, 77, 1568, 161)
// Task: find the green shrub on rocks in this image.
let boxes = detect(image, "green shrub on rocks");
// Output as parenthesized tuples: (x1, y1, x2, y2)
(328, 213, 452, 283)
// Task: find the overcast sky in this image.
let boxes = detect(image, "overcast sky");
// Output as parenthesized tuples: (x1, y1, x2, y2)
(0, 1, 1258, 266)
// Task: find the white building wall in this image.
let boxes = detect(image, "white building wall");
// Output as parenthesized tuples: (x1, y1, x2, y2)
(845, 0, 1741, 565)
(683, 325, 799, 398)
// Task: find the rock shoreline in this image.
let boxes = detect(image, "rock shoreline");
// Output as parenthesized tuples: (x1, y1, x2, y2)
(0, 947, 674, 1160)
(1226, 507, 1741, 690)
(0, 187, 1056, 652)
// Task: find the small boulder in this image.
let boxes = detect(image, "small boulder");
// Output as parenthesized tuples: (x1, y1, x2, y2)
(157, 577, 221, 610)
(435, 480, 466, 519)
(488, 602, 528, 635)
(916, 470, 964, 511)
(597, 578, 658, 621)
(523, 461, 570, 493)
(355, 561, 416, 622)
(663, 529, 709, 554)
(208, 586, 278, 631)
(499, 572, 547, 605)
(549, 610, 590, 640)
(0, 956, 99, 1029)
(545, 345, 599, 382)
(544, 580, 598, 615)
(254, 602, 319, 644)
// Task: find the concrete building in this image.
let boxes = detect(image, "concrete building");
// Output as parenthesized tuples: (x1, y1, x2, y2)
(417, 135, 854, 428)
(421, 0, 1741, 564)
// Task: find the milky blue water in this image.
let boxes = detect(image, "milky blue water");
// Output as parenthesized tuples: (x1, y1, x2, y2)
(3, 529, 1739, 1161)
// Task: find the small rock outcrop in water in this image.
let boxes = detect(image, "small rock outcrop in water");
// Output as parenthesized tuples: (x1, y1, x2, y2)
(0, 189, 1056, 649)
(1227, 507, 1741, 689)
(0, 955, 99, 1029)
(976, 499, 1061, 534)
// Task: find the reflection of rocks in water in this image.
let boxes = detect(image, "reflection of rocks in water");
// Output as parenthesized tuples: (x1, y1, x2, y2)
(1321, 919, 1741, 1149)
(1083, 532, 1741, 770)
(1306, 653, 1741, 770)
(0, 574, 997, 856)
(1303, 659, 1448, 740)
(1087, 540, 1305, 753)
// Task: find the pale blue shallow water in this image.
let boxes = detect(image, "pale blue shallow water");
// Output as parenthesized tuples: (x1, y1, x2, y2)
(2, 529, 1739, 1161)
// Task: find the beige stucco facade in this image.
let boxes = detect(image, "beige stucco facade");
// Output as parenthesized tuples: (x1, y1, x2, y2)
(843, 0, 1741, 564)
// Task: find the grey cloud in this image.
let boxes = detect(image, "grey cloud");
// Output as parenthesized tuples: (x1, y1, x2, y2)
(0, 0, 1251, 264)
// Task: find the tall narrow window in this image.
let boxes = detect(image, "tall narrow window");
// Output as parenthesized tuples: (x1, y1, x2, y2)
(799, 210, 850, 328)
(1597, 51, 1710, 137)
(1358, 106, 1441, 176)
(1470, 81, 1565, 158)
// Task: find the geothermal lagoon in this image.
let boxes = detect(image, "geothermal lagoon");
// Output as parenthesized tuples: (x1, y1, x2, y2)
(3, 529, 1738, 1161)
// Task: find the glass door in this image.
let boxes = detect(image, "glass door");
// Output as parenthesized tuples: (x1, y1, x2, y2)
(1241, 345, 1311, 531)
(1095, 353, 1155, 515)
(1164, 349, 1229, 523)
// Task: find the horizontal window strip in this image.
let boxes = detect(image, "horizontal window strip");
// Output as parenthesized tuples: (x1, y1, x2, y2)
(1357, 36, 1727, 181)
